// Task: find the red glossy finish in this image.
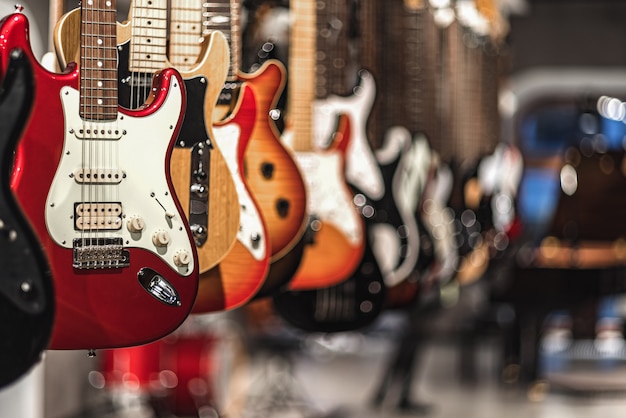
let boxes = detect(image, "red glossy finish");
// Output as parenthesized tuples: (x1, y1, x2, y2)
(1, 13, 199, 350)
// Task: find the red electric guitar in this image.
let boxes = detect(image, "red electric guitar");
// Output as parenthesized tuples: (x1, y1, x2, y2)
(54, 0, 267, 312)
(3, 1, 198, 350)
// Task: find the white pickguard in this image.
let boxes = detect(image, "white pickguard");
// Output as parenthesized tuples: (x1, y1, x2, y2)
(313, 70, 385, 201)
(212, 124, 267, 261)
(287, 145, 362, 246)
(374, 127, 427, 286)
(45, 83, 195, 276)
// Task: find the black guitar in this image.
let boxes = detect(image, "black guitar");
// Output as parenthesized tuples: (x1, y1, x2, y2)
(272, 222, 386, 333)
(0, 47, 54, 388)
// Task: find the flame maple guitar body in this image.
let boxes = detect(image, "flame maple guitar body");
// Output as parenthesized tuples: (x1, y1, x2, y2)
(237, 62, 307, 259)
(0, 47, 54, 387)
(3, 13, 198, 350)
(236, 61, 308, 296)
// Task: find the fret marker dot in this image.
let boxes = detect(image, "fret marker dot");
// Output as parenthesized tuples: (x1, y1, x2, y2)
(97, 61, 103, 67)
(97, 38, 103, 45)
(97, 81, 103, 87)
(98, 99, 103, 105)
(106, 1, 111, 6)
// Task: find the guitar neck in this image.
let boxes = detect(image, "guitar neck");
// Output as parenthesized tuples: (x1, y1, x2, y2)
(288, 0, 316, 152)
(80, 0, 118, 120)
(169, 0, 240, 78)
(128, 0, 168, 73)
(168, 0, 204, 69)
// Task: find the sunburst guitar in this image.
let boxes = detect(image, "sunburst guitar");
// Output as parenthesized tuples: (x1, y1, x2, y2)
(4, 3, 198, 350)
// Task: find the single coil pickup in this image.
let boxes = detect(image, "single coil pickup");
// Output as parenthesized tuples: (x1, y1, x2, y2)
(74, 202, 123, 231)
(73, 168, 125, 184)
(71, 122, 124, 140)
(73, 237, 130, 269)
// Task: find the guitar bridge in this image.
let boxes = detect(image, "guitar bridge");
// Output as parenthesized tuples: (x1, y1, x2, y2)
(73, 237, 130, 269)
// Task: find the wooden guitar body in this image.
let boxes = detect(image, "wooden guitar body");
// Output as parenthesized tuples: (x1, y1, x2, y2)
(283, 115, 365, 291)
(236, 61, 308, 297)
(0, 46, 54, 387)
(4, 11, 199, 350)
(237, 60, 307, 262)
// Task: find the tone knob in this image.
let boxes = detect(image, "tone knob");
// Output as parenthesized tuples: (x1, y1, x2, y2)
(173, 250, 192, 267)
(127, 216, 145, 233)
(152, 230, 171, 247)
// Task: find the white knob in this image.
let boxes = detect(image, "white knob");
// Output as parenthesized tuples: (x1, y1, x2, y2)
(173, 250, 192, 267)
(127, 216, 145, 233)
(152, 230, 170, 247)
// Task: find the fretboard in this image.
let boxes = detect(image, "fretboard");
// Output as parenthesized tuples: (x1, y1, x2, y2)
(169, 0, 240, 78)
(80, 0, 118, 121)
(203, 0, 240, 78)
(128, 0, 168, 73)
(168, 0, 204, 68)
(288, 0, 317, 152)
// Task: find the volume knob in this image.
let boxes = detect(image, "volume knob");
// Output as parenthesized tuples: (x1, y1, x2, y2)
(152, 230, 171, 247)
(173, 250, 192, 267)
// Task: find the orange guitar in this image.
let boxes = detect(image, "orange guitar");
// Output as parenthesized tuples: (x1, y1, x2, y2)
(169, 0, 309, 296)
(280, 0, 366, 291)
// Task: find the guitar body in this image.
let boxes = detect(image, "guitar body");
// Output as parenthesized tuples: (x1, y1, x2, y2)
(237, 60, 307, 261)
(0, 47, 54, 388)
(315, 71, 421, 287)
(4, 13, 198, 350)
(283, 115, 365, 291)
(237, 61, 308, 297)
(192, 84, 270, 312)
(56, 9, 241, 273)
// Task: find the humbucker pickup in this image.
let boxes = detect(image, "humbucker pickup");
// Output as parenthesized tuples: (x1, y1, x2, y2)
(73, 168, 125, 184)
(73, 237, 130, 269)
(74, 202, 123, 231)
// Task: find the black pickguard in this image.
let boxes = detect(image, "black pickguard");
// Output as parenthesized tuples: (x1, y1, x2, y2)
(0, 48, 54, 388)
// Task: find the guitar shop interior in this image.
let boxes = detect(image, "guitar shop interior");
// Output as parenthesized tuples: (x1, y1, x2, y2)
(3, 0, 626, 417)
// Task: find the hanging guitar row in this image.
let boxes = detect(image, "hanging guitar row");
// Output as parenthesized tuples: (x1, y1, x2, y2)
(0, 0, 522, 396)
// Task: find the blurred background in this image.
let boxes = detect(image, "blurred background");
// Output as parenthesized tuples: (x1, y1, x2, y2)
(5, 0, 626, 417)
